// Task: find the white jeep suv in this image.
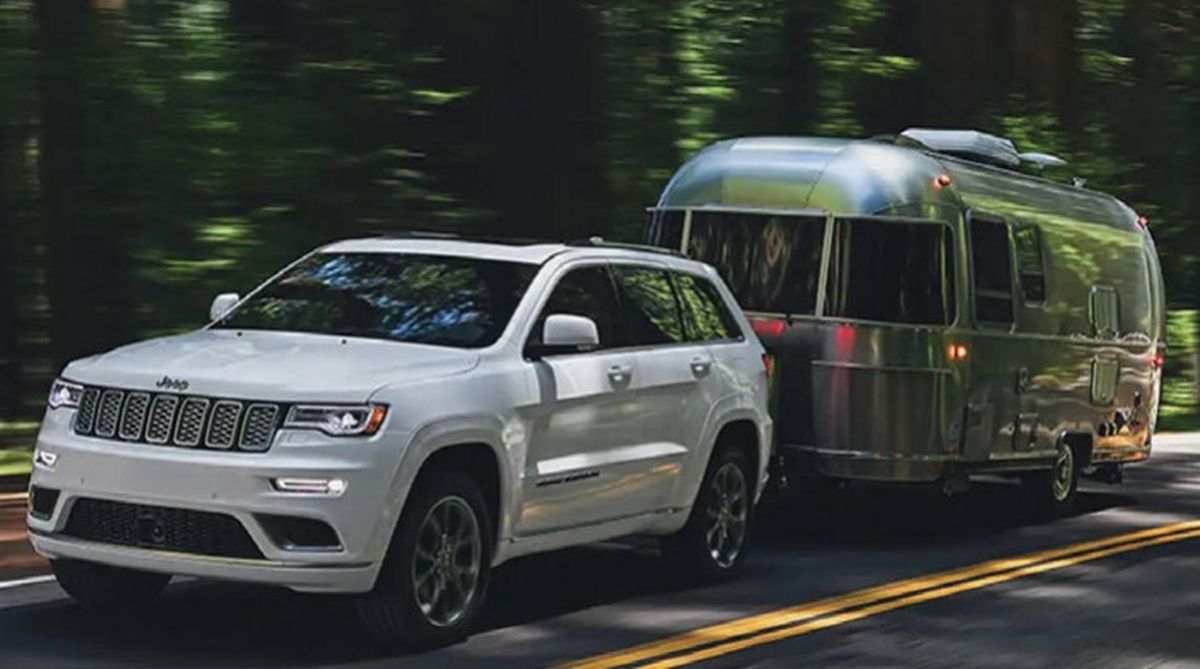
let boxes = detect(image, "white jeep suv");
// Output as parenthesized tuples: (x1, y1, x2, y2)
(28, 234, 772, 648)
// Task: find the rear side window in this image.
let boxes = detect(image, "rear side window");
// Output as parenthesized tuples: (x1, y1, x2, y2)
(1013, 221, 1046, 304)
(674, 272, 743, 341)
(824, 219, 956, 326)
(970, 216, 1015, 327)
(687, 211, 826, 316)
(532, 266, 622, 349)
(612, 266, 686, 346)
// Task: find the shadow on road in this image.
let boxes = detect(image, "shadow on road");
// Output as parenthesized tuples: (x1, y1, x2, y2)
(0, 480, 1141, 667)
(755, 478, 1136, 548)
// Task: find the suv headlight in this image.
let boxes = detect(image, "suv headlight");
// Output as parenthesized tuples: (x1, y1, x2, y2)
(284, 405, 387, 437)
(47, 379, 84, 410)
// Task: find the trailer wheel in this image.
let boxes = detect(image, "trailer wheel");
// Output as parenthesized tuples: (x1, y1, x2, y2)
(1023, 441, 1079, 517)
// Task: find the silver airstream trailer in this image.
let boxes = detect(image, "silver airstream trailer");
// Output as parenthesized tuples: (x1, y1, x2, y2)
(645, 129, 1166, 512)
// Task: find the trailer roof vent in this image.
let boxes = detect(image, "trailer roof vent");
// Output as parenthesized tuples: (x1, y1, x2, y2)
(897, 128, 1022, 170)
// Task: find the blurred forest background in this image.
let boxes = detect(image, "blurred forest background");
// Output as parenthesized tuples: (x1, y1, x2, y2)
(1, 0, 1198, 443)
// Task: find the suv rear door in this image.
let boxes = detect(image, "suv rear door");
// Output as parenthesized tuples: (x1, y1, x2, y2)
(610, 263, 726, 511)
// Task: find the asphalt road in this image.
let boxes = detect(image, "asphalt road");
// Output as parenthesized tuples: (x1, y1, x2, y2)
(1, 434, 1198, 668)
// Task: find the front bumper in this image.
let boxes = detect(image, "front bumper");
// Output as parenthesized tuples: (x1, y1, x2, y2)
(27, 410, 405, 593)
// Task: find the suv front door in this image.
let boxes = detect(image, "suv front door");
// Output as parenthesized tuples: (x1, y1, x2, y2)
(517, 264, 642, 535)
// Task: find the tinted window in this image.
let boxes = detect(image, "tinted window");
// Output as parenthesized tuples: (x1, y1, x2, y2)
(214, 253, 535, 348)
(1013, 221, 1046, 304)
(533, 266, 621, 349)
(970, 216, 1015, 326)
(613, 266, 686, 346)
(687, 211, 826, 315)
(824, 219, 956, 325)
(646, 209, 685, 251)
(675, 273, 742, 341)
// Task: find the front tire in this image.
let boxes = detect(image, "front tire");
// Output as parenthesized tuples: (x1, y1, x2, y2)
(1023, 441, 1079, 517)
(662, 446, 754, 579)
(356, 470, 492, 651)
(51, 559, 170, 608)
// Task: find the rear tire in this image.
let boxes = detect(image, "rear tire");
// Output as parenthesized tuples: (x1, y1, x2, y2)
(1023, 440, 1079, 517)
(51, 559, 170, 608)
(662, 446, 754, 580)
(356, 470, 492, 651)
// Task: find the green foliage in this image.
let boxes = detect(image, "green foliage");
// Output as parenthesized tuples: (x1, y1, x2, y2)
(1, 0, 1199, 426)
(1161, 310, 1200, 430)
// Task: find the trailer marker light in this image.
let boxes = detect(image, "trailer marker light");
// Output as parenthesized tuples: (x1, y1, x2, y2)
(946, 342, 969, 363)
(934, 174, 952, 189)
(1137, 215, 1149, 229)
(762, 353, 776, 379)
(1151, 352, 1165, 370)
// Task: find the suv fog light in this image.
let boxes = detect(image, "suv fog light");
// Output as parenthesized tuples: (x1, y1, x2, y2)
(34, 450, 58, 470)
(272, 477, 348, 496)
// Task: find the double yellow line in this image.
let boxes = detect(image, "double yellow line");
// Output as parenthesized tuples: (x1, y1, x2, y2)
(562, 520, 1200, 668)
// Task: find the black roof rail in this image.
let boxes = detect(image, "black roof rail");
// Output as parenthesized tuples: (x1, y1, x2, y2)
(374, 230, 688, 257)
(375, 229, 564, 246)
(565, 236, 688, 258)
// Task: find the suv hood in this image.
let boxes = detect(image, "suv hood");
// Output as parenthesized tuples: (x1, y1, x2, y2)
(62, 330, 480, 403)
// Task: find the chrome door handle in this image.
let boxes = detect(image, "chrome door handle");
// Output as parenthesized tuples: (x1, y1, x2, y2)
(690, 357, 712, 376)
(607, 364, 632, 385)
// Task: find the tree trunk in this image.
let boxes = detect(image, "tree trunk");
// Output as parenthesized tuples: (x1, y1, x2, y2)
(37, 0, 89, 371)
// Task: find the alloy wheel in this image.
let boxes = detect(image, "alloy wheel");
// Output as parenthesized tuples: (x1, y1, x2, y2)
(411, 496, 483, 628)
(704, 461, 749, 568)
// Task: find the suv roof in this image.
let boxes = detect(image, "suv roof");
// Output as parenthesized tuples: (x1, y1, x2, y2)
(322, 231, 688, 266)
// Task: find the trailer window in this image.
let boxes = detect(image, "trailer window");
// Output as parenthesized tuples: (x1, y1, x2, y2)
(824, 219, 956, 326)
(646, 210, 685, 251)
(1013, 221, 1046, 304)
(970, 216, 1015, 327)
(686, 211, 826, 316)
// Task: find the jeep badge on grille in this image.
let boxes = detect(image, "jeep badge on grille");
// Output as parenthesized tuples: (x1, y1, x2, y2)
(156, 376, 189, 392)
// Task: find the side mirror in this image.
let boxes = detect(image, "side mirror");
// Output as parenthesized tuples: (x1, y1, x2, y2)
(210, 293, 240, 321)
(530, 314, 600, 358)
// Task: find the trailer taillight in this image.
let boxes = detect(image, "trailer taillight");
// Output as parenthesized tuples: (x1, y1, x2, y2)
(1151, 350, 1165, 370)
(751, 317, 786, 339)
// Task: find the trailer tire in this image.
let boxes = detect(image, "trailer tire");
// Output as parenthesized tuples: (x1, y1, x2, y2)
(1023, 440, 1079, 517)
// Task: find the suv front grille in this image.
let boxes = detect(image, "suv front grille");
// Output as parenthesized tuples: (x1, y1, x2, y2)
(72, 386, 282, 452)
(63, 498, 264, 560)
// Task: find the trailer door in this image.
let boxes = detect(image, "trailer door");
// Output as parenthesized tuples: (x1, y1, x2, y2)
(965, 213, 1021, 460)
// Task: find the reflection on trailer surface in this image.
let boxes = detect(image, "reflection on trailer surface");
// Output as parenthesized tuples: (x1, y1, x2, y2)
(647, 131, 1165, 501)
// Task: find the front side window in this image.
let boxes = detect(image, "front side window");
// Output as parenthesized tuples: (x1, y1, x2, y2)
(213, 253, 536, 348)
(687, 211, 826, 316)
(824, 219, 956, 326)
(674, 272, 742, 341)
(613, 266, 686, 346)
(970, 215, 1015, 326)
(531, 266, 622, 349)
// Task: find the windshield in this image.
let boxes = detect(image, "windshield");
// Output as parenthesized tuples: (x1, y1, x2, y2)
(213, 252, 537, 348)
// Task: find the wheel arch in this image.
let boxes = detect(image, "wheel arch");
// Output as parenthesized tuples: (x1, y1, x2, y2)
(371, 417, 517, 572)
